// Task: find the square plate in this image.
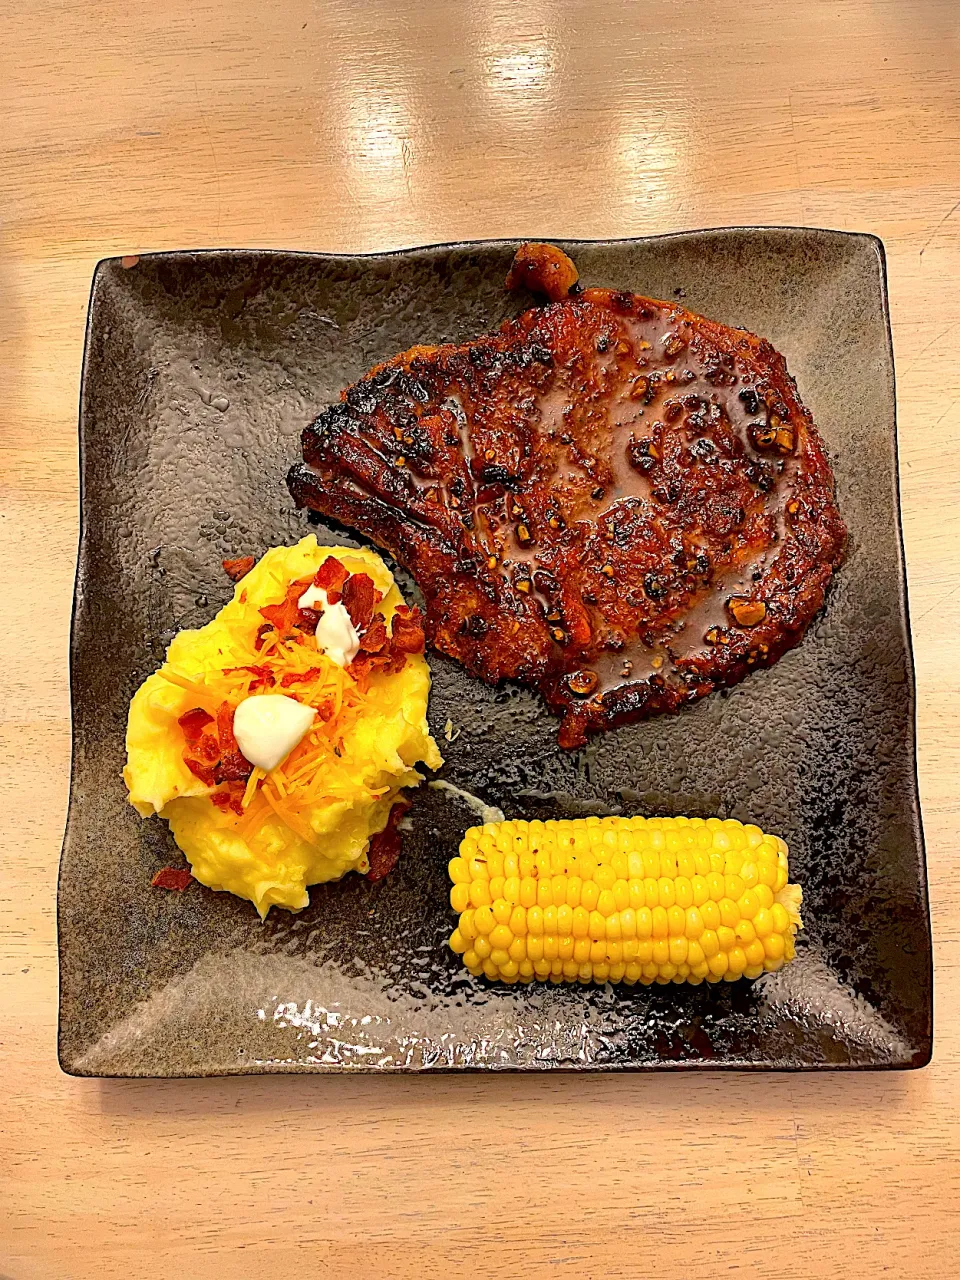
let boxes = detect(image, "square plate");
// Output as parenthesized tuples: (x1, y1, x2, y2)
(59, 231, 932, 1076)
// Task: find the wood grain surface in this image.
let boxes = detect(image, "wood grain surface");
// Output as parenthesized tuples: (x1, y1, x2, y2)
(2, 0, 959, 1275)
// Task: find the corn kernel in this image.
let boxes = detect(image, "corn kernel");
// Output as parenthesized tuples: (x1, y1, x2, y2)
(543, 935, 559, 960)
(450, 883, 470, 913)
(687, 940, 705, 967)
(566, 876, 582, 907)
(606, 912, 622, 940)
(669, 936, 688, 965)
(589, 909, 606, 939)
(738, 889, 760, 919)
(597, 888, 617, 917)
(474, 905, 495, 936)
(666, 904, 685, 937)
(449, 928, 467, 954)
(658, 877, 676, 909)
(674, 876, 693, 909)
(473, 936, 492, 960)
(510, 906, 527, 937)
(717, 925, 736, 951)
(526, 935, 543, 962)
(652, 938, 670, 965)
(573, 936, 591, 962)
(492, 899, 512, 926)
(707, 872, 725, 901)
(727, 946, 747, 975)
(754, 883, 774, 909)
(580, 880, 600, 911)
(634, 936, 660, 962)
(590, 938, 606, 963)
(596, 864, 616, 890)
(771, 902, 790, 934)
(763, 932, 785, 961)
(700, 929, 720, 958)
(684, 906, 704, 939)
(753, 907, 773, 937)
(463, 949, 480, 970)
(558, 935, 575, 960)
(707, 951, 729, 977)
(745, 939, 766, 968)
(700, 900, 720, 930)
(719, 898, 740, 928)
(651, 906, 669, 938)
(725, 874, 745, 899)
(613, 880, 630, 911)
(620, 908, 637, 939)
(470, 880, 492, 908)
(449, 857, 469, 884)
(508, 936, 527, 962)
(605, 941, 623, 964)
(489, 948, 510, 966)
(740, 862, 759, 889)
(526, 905, 544, 936)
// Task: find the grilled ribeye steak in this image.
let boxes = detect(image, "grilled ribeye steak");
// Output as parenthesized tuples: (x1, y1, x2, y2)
(289, 256, 845, 748)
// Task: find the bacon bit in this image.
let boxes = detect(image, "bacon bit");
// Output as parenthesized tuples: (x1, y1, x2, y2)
(365, 799, 411, 882)
(390, 607, 426, 654)
(184, 755, 218, 786)
(178, 706, 214, 745)
(313, 556, 350, 602)
(214, 701, 253, 783)
(224, 664, 276, 691)
(280, 667, 323, 687)
(341, 573, 376, 630)
(253, 622, 273, 652)
(349, 648, 407, 692)
(211, 784, 246, 815)
(192, 732, 220, 763)
(152, 866, 193, 891)
(259, 579, 313, 639)
(297, 607, 320, 635)
(222, 555, 255, 582)
(359, 614, 388, 653)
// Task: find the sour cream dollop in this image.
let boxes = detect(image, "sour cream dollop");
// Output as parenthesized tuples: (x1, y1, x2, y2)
(297, 583, 360, 667)
(233, 694, 316, 772)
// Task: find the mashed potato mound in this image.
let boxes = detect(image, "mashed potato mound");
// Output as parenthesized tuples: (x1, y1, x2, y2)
(124, 536, 442, 915)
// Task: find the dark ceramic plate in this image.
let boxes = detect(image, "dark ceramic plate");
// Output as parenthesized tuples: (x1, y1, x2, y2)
(59, 231, 932, 1076)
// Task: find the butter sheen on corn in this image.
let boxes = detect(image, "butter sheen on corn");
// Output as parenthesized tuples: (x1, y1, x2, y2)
(447, 815, 802, 986)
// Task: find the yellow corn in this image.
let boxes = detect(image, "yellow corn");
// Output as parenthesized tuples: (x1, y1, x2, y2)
(447, 815, 802, 986)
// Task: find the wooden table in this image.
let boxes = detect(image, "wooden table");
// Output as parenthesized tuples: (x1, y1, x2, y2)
(3, 1, 958, 1274)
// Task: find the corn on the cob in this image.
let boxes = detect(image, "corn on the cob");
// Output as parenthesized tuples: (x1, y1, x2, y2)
(447, 815, 802, 986)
